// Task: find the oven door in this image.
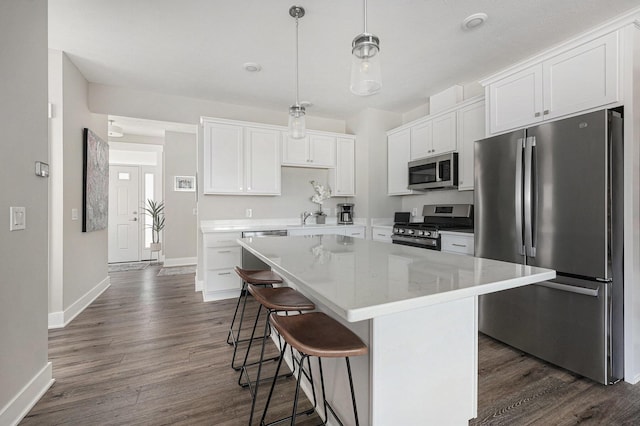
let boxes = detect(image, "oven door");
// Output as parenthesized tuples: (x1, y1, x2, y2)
(391, 234, 440, 250)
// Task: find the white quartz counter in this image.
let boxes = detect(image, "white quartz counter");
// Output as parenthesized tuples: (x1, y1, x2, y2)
(201, 219, 365, 233)
(238, 235, 555, 322)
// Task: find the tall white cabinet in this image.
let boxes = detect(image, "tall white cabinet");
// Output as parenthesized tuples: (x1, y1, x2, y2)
(387, 129, 413, 195)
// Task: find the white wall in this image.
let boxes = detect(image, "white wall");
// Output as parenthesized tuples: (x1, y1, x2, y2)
(164, 131, 197, 264)
(0, 1, 52, 424)
(347, 108, 403, 224)
(48, 50, 109, 326)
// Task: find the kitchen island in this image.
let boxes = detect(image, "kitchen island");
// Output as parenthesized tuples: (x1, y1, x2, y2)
(238, 235, 555, 425)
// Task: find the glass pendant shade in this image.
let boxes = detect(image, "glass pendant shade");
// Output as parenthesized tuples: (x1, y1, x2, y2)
(288, 105, 306, 139)
(350, 33, 382, 96)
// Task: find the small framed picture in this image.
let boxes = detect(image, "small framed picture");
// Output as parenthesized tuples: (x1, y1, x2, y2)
(174, 176, 196, 192)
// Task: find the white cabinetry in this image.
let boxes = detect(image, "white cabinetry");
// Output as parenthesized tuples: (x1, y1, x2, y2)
(372, 226, 393, 243)
(203, 231, 242, 301)
(202, 119, 281, 195)
(487, 31, 619, 135)
(409, 111, 457, 160)
(282, 132, 336, 167)
(330, 137, 356, 196)
(387, 129, 413, 195)
(440, 232, 474, 256)
(456, 100, 485, 191)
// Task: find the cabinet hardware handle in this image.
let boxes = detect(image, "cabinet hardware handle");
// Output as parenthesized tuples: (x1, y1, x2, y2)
(535, 112, 541, 117)
(543, 110, 549, 115)
(452, 243, 467, 247)
(218, 250, 232, 253)
(218, 272, 231, 276)
(377, 233, 386, 236)
(218, 240, 232, 243)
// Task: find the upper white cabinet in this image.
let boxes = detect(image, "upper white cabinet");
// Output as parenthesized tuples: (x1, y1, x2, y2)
(331, 137, 356, 196)
(282, 132, 336, 168)
(244, 127, 282, 194)
(487, 31, 619, 135)
(202, 119, 281, 195)
(409, 111, 457, 160)
(387, 129, 414, 196)
(456, 100, 485, 191)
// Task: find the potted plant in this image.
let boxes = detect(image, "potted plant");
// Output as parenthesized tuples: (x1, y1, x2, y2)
(143, 199, 165, 252)
(310, 180, 331, 224)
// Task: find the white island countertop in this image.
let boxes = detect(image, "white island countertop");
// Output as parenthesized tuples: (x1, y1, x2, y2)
(238, 235, 555, 322)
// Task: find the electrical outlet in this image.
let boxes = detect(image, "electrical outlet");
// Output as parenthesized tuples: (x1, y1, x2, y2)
(412, 207, 418, 217)
(245, 208, 252, 218)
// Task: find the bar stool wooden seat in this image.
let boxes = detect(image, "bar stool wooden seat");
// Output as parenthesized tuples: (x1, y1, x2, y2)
(260, 311, 368, 426)
(241, 284, 315, 425)
(228, 267, 283, 371)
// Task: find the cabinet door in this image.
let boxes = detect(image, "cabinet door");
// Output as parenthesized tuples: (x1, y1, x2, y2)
(387, 129, 413, 195)
(333, 137, 356, 196)
(282, 133, 310, 166)
(245, 127, 281, 195)
(489, 64, 543, 134)
(441, 234, 474, 256)
(203, 122, 244, 194)
(431, 111, 457, 155)
(344, 226, 365, 239)
(457, 101, 485, 191)
(410, 120, 432, 160)
(309, 134, 336, 167)
(543, 32, 619, 120)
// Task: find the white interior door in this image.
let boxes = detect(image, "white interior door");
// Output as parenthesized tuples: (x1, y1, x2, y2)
(108, 165, 140, 262)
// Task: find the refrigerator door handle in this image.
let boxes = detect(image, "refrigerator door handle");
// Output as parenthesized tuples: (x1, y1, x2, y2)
(524, 136, 537, 258)
(535, 281, 599, 297)
(515, 138, 525, 255)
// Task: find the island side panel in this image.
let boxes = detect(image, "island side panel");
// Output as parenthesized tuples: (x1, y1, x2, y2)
(370, 296, 478, 425)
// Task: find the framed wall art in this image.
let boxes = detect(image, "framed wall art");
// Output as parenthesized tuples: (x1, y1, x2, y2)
(174, 175, 196, 192)
(82, 128, 109, 232)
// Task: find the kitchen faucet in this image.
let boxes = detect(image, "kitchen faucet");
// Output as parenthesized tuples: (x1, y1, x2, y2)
(301, 211, 312, 225)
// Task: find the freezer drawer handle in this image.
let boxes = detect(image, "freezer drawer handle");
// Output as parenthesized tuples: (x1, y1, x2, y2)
(535, 281, 599, 297)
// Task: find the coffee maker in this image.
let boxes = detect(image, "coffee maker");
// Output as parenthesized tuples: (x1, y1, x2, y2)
(337, 203, 354, 225)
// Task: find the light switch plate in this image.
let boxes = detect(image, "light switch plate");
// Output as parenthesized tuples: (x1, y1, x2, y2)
(71, 208, 79, 220)
(10, 207, 26, 231)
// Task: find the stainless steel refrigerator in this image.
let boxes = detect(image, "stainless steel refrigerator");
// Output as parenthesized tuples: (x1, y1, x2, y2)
(474, 109, 623, 384)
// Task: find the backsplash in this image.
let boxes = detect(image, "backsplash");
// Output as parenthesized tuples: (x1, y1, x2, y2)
(401, 189, 474, 222)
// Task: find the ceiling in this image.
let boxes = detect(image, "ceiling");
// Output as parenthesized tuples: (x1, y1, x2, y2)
(50, 1, 640, 125)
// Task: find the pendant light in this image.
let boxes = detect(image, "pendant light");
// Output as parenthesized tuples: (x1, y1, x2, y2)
(350, 0, 381, 96)
(288, 6, 306, 139)
(108, 120, 123, 138)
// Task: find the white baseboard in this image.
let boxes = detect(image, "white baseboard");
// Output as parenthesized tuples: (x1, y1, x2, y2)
(202, 289, 240, 302)
(627, 372, 640, 385)
(0, 362, 54, 426)
(195, 277, 203, 292)
(163, 257, 197, 267)
(48, 276, 111, 329)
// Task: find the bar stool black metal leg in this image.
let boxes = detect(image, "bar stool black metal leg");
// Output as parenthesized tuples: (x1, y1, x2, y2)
(227, 281, 247, 345)
(345, 357, 360, 426)
(258, 342, 288, 426)
(239, 304, 263, 387)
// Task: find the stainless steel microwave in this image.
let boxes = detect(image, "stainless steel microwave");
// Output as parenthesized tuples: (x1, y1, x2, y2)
(407, 153, 458, 190)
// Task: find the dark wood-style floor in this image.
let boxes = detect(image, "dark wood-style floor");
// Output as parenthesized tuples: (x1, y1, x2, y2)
(22, 265, 640, 425)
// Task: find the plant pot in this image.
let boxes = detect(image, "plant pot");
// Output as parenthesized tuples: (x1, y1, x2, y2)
(150, 242, 162, 252)
(316, 215, 326, 224)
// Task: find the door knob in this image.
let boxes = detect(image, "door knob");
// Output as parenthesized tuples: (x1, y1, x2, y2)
(130, 218, 138, 221)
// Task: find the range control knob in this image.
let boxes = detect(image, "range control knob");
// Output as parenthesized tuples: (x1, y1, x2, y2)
(408, 229, 415, 235)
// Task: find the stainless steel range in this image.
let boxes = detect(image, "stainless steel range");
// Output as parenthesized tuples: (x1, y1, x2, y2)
(392, 204, 473, 250)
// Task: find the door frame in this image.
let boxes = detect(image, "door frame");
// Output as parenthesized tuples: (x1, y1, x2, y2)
(108, 142, 163, 263)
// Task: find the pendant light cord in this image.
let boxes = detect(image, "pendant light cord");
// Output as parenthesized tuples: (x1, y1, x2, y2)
(363, 0, 367, 33)
(295, 14, 300, 106)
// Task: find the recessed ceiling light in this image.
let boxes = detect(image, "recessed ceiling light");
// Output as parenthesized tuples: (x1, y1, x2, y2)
(462, 13, 488, 30)
(243, 62, 262, 72)
(299, 101, 312, 108)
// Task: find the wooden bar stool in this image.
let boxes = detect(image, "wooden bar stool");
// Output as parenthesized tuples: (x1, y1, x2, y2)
(241, 284, 315, 426)
(260, 312, 368, 426)
(228, 267, 283, 371)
